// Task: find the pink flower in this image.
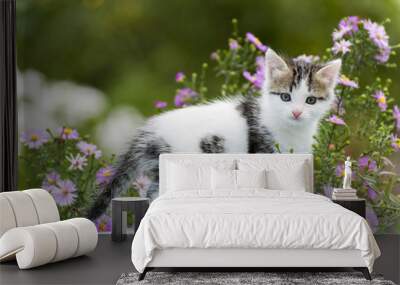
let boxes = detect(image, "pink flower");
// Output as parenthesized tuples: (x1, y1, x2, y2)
(373, 90, 387, 111)
(393, 105, 400, 130)
(96, 166, 114, 185)
(20, 129, 50, 149)
(175, 72, 185, 83)
(95, 214, 112, 232)
(132, 175, 151, 198)
(57, 127, 79, 140)
(363, 20, 389, 49)
(391, 134, 400, 152)
(53, 180, 77, 206)
(229, 39, 240, 50)
(154, 100, 167, 109)
(66, 153, 87, 171)
(76, 141, 102, 159)
(327, 115, 346, 126)
(174, 88, 198, 107)
(332, 39, 352, 55)
(337, 75, 358, 89)
(358, 156, 377, 172)
(245, 32, 267, 52)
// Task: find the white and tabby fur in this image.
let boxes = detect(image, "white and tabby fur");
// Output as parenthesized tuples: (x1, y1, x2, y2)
(88, 49, 341, 219)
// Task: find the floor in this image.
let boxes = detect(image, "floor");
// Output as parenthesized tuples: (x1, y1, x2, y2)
(1, 234, 398, 285)
(0, 234, 134, 285)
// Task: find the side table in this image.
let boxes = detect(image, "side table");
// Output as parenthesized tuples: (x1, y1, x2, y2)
(112, 197, 149, 242)
(332, 198, 366, 218)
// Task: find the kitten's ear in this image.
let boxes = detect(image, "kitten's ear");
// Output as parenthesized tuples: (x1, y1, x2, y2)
(315, 59, 342, 89)
(264, 49, 290, 78)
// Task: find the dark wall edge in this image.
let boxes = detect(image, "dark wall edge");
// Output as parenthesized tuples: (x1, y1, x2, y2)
(0, 0, 17, 192)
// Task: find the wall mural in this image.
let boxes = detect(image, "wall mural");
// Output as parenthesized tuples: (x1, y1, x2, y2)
(17, 1, 399, 234)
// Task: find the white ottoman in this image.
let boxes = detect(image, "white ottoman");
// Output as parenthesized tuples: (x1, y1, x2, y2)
(0, 189, 98, 269)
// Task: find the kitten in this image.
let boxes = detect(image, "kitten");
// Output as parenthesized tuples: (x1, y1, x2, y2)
(87, 49, 341, 219)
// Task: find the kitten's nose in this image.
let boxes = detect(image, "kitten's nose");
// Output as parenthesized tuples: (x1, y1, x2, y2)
(292, 110, 302, 119)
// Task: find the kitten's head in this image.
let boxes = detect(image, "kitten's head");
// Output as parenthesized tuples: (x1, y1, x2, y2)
(261, 49, 341, 126)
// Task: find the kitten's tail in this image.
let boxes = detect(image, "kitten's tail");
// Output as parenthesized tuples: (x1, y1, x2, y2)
(87, 130, 170, 220)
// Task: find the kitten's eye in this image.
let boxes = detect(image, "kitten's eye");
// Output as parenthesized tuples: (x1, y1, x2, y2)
(306, 96, 317, 105)
(280, 93, 291, 102)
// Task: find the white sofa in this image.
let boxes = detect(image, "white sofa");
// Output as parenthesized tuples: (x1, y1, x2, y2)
(0, 189, 98, 269)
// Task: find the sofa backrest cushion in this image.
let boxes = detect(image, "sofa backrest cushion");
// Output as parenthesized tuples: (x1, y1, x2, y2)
(0, 189, 60, 238)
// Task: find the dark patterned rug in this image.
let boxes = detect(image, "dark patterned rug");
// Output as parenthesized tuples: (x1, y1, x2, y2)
(116, 272, 395, 285)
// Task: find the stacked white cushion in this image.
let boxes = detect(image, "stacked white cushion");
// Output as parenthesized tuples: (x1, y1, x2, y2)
(0, 196, 17, 237)
(0, 189, 97, 269)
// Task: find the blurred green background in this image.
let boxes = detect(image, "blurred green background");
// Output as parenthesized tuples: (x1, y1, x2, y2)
(16, 0, 400, 151)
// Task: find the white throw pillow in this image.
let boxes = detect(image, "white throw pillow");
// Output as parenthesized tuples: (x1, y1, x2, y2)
(211, 168, 236, 190)
(237, 158, 309, 191)
(266, 165, 306, 191)
(167, 163, 211, 192)
(236, 169, 267, 189)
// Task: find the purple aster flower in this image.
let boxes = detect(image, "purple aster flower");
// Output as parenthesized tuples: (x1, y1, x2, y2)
(327, 115, 346, 126)
(175, 72, 185, 83)
(339, 16, 359, 33)
(229, 39, 240, 50)
(96, 166, 114, 185)
(245, 32, 268, 52)
(366, 206, 379, 233)
(154, 100, 167, 109)
(20, 129, 50, 149)
(332, 27, 351, 41)
(367, 186, 378, 201)
(243, 56, 265, 90)
(174, 88, 198, 107)
(95, 214, 112, 232)
(391, 134, 400, 152)
(42, 171, 61, 188)
(358, 156, 377, 172)
(323, 185, 333, 198)
(76, 141, 102, 159)
(293, 54, 320, 63)
(332, 16, 359, 41)
(332, 39, 352, 55)
(66, 153, 87, 171)
(57, 127, 79, 140)
(53, 179, 77, 206)
(335, 164, 344, 177)
(337, 75, 358, 89)
(375, 46, 391, 63)
(393, 105, 400, 130)
(132, 175, 151, 198)
(243, 70, 256, 84)
(363, 20, 389, 49)
(373, 90, 387, 111)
